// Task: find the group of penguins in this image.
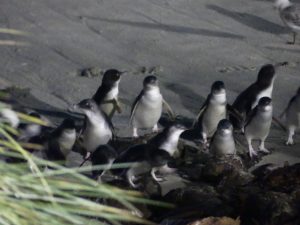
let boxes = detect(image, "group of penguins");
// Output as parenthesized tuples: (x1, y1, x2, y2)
(1, 63, 300, 189)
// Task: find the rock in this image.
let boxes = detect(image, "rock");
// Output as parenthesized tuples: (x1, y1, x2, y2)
(202, 156, 244, 184)
(260, 163, 300, 193)
(240, 191, 298, 225)
(80, 67, 104, 78)
(188, 217, 240, 225)
(158, 184, 235, 222)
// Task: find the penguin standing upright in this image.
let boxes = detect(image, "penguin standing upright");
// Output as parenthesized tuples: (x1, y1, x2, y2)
(244, 97, 273, 158)
(230, 64, 276, 130)
(280, 87, 300, 145)
(93, 69, 126, 118)
(46, 118, 76, 164)
(130, 75, 174, 137)
(73, 99, 113, 158)
(210, 119, 236, 158)
(194, 81, 227, 146)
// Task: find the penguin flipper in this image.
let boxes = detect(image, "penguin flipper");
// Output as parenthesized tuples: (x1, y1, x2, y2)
(129, 90, 144, 124)
(192, 94, 210, 127)
(162, 99, 175, 120)
(47, 138, 65, 161)
(272, 116, 286, 131)
(227, 104, 243, 123)
(244, 106, 258, 129)
(112, 98, 122, 113)
(280, 95, 297, 119)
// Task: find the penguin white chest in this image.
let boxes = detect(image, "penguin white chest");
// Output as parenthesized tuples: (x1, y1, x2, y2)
(211, 134, 236, 157)
(159, 131, 182, 156)
(133, 90, 163, 128)
(82, 113, 112, 152)
(202, 103, 226, 136)
(105, 86, 119, 100)
(101, 86, 119, 116)
(83, 125, 112, 152)
(58, 130, 76, 156)
(245, 112, 272, 139)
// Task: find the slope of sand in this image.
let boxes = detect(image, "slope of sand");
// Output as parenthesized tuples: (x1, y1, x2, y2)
(0, 0, 299, 169)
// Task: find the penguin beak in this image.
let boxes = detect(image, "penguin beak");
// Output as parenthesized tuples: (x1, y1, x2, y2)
(120, 71, 128, 76)
(68, 104, 80, 113)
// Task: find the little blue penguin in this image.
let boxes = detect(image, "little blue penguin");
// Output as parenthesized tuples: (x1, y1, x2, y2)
(92, 69, 126, 118)
(280, 87, 300, 145)
(230, 64, 276, 130)
(46, 118, 76, 164)
(73, 99, 113, 158)
(194, 81, 227, 146)
(209, 119, 236, 158)
(130, 75, 174, 137)
(90, 144, 118, 181)
(244, 97, 273, 158)
(113, 144, 174, 188)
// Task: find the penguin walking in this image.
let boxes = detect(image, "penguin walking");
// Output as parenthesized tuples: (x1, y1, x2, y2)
(130, 75, 174, 137)
(90, 145, 118, 181)
(194, 81, 227, 146)
(92, 69, 126, 118)
(46, 118, 76, 164)
(113, 144, 174, 188)
(280, 87, 300, 145)
(230, 64, 276, 130)
(73, 99, 113, 158)
(210, 119, 236, 158)
(244, 97, 273, 158)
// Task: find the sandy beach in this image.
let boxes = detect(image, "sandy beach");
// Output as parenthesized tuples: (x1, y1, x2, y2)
(1, 0, 299, 168)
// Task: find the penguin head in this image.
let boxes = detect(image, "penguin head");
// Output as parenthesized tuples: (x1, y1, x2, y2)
(256, 64, 275, 87)
(211, 81, 225, 94)
(102, 69, 125, 86)
(61, 118, 76, 130)
(258, 97, 272, 112)
(74, 99, 99, 114)
(143, 75, 158, 89)
(217, 119, 233, 135)
(167, 122, 187, 136)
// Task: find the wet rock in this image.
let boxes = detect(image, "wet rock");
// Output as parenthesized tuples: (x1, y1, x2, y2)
(202, 156, 244, 184)
(256, 163, 300, 193)
(240, 191, 299, 225)
(158, 184, 235, 222)
(188, 217, 240, 225)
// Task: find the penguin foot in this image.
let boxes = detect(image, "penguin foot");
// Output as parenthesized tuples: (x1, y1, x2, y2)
(259, 147, 270, 154)
(85, 152, 91, 160)
(132, 128, 139, 138)
(249, 148, 258, 158)
(151, 169, 164, 182)
(128, 176, 142, 189)
(286, 139, 294, 146)
(152, 124, 159, 133)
